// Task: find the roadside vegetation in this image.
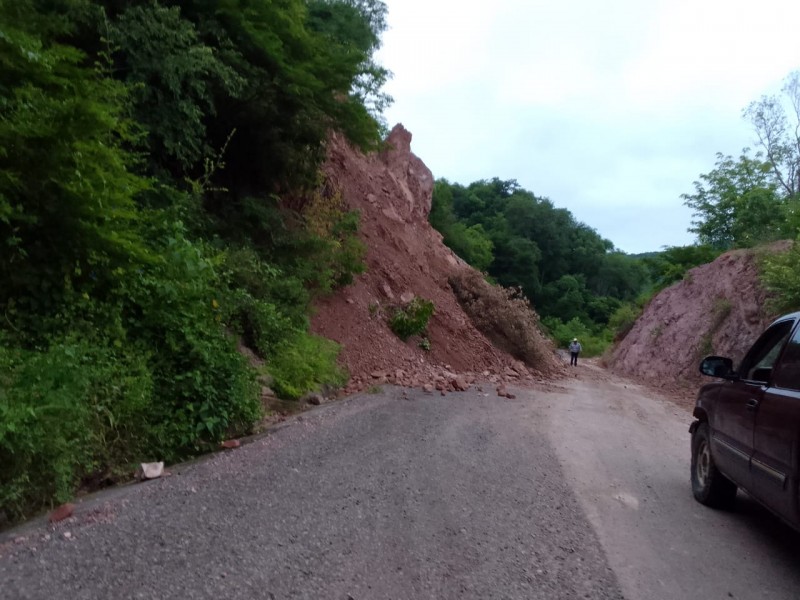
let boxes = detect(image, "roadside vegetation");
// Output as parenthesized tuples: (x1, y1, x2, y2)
(0, 0, 390, 522)
(681, 71, 800, 312)
(430, 179, 718, 356)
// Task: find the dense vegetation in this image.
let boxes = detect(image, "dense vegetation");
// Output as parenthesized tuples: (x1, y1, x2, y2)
(0, 0, 389, 521)
(429, 177, 713, 354)
(682, 71, 800, 311)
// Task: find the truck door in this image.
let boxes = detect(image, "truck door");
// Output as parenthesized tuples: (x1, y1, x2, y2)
(752, 321, 800, 525)
(712, 320, 794, 487)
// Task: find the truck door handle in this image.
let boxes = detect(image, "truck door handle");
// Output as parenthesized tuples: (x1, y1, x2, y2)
(746, 399, 760, 411)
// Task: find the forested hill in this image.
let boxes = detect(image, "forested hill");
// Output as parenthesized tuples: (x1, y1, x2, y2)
(0, 0, 391, 522)
(429, 178, 652, 351)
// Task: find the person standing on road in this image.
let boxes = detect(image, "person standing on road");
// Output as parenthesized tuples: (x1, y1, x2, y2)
(569, 338, 582, 366)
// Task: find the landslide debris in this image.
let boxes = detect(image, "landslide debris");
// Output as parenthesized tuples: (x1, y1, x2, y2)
(608, 244, 789, 392)
(311, 125, 562, 394)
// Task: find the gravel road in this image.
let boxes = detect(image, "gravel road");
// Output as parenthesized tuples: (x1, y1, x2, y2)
(3, 366, 799, 600)
(1, 385, 622, 600)
(546, 363, 800, 600)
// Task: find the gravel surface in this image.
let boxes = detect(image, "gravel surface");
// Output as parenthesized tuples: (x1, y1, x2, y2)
(1, 386, 622, 600)
(547, 362, 800, 600)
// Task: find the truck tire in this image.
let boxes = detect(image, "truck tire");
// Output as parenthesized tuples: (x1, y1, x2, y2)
(691, 421, 737, 508)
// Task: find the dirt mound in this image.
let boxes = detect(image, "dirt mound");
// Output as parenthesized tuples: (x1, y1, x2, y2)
(311, 125, 562, 393)
(608, 244, 790, 392)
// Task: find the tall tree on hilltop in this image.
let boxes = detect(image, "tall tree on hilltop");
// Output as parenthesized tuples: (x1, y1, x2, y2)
(744, 71, 800, 199)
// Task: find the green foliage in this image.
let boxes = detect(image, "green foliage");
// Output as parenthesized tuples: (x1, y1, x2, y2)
(641, 245, 723, 292)
(542, 316, 612, 358)
(608, 303, 640, 340)
(1, 0, 390, 521)
(389, 297, 435, 341)
(429, 177, 649, 328)
(0, 339, 153, 520)
(0, 1, 150, 326)
(762, 237, 800, 313)
(109, 3, 245, 172)
(682, 152, 785, 249)
(684, 71, 800, 253)
(268, 332, 347, 400)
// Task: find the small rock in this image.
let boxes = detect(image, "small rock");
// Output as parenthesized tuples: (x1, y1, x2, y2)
(48, 503, 75, 524)
(422, 384, 434, 393)
(140, 462, 164, 479)
(346, 298, 354, 304)
(400, 291, 415, 304)
(220, 440, 241, 449)
(63, 532, 73, 540)
(452, 376, 469, 392)
(496, 384, 508, 398)
(308, 394, 323, 406)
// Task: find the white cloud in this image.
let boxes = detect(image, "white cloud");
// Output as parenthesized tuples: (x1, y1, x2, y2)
(376, 0, 800, 253)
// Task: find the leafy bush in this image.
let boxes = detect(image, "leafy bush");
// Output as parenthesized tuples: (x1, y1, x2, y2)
(542, 316, 612, 358)
(762, 239, 800, 313)
(0, 340, 153, 520)
(389, 297, 435, 341)
(118, 224, 261, 456)
(449, 271, 555, 368)
(268, 332, 347, 400)
(608, 303, 640, 340)
(0, 0, 390, 522)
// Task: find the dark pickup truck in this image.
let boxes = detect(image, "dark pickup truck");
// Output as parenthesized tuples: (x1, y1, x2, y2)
(690, 311, 800, 530)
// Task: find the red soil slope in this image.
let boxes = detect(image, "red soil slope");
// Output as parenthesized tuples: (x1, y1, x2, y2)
(311, 125, 561, 393)
(608, 245, 789, 393)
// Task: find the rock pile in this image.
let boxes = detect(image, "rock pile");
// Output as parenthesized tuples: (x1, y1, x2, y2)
(312, 127, 562, 395)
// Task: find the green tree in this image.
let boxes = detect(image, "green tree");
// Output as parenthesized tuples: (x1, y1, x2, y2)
(0, 0, 150, 331)
(744, 71, 800, 199)
(682, 152, 783, 249)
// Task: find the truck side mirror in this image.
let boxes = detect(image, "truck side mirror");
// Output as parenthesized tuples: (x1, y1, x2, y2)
(699, 356, 736, 380)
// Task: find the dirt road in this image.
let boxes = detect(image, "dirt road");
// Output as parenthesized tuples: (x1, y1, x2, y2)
(548, 364, 800, 599)
(2, 367, 799, 599)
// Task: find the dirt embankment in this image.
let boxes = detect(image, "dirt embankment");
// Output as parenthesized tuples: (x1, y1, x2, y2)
(608, 245, 789, 395)
(311, 125, 562, 393)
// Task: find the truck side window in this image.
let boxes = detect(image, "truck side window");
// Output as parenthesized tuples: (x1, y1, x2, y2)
(738, 320, 794, 383)
(773, 325, 800, 391)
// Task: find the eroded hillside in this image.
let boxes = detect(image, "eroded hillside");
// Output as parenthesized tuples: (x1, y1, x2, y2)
(608, 243, 790, 393)
(311, 125, 562, 393)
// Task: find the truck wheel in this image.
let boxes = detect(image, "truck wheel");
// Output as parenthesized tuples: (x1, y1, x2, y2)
(691, 422, 737, 508)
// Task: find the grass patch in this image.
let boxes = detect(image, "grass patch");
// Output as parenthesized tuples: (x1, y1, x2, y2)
(388, 297, 435, 341)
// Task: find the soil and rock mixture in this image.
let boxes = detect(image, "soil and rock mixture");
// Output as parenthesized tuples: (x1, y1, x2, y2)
(607, 244, 790, 402)
(311, 125, 563, 395)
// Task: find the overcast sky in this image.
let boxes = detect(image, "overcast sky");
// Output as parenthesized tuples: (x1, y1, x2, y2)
(375, 0, 800, 253)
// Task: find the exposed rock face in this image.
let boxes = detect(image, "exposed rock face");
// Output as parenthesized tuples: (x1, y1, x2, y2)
(312, 124, 561, 392)
(608, 245, 789, 390)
